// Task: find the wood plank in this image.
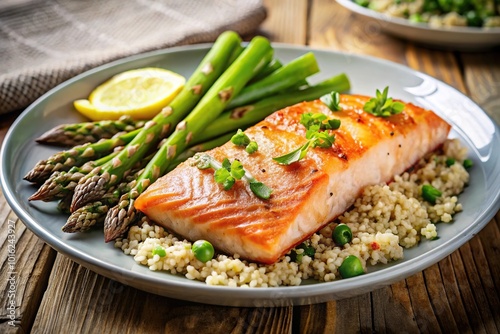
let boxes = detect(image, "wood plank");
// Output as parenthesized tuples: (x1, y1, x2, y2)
(260, 0, 308, 44)
(308, 0, 407, 64)
(477, 212, 500, 305)
(436, 256, 473, 331)
(294, 302, 336, 333)
(405, 44, 466, 90)
(0, 193, 57, 333)
(460, 53, 500, 125)
(422, 263, 460, 332)
(0, 112, 20, 146)
(1, 113, 58, 333)
(31, 255, 293, 333)
(460, 49, 500, 333)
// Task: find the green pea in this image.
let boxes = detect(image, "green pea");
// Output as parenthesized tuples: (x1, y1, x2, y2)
(466, 10, 483, 26)
(423, 0, 440, 12)
(445, 157, 455, 167)
(290, 243, 315, 263)
(152, 245, 166, 257)
(332, 224, 353, 246)
(463, 159, 473, 169)
(422, 184, 442, 204)
(354, 0, 370, 7)
(450, 0, 468, 14)
(339, 255, 365, 278)
(437, 0, 453, 11)
(409, 13, 425, 23)
(192, 240, 215, 262)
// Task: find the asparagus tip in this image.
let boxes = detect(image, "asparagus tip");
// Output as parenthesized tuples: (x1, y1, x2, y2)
(62, 201, 108, 233)
(104, 201, 140, 242)
(71, 174, 109, 212)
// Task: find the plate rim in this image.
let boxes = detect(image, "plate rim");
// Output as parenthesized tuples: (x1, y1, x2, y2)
(1, 43, 500, 306)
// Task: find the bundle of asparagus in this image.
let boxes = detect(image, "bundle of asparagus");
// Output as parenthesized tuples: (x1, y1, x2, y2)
(25, 31, 351, 241)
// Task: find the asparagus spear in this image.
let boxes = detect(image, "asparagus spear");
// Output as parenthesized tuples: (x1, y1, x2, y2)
(35, 116, 145, 147)
(249, 58, 282, 83)
(103, 36, 274, 241)
(194, 73, 351, 144)
(70, 31, 243, 211)
(62, 179, 133, 232)
(61, 149, 158, 233)
(57, 193, 74, 214)
(63, 201, 110, 232)
(28, 147, 125, 202)
(225, 52, 320, 109)
(24, 128, 141, 184)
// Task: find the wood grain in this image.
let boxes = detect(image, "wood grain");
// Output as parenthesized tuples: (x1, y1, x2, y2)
(309, 0, 407, 63)
(260, 0, 308, 44)
(461, 53, 500, 125)
(0, 191, 57, 333)
(30, 255, 293, 333)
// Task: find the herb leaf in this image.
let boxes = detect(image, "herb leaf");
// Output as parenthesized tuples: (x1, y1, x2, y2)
(272, 141, 311, 165)
(320, 91, 341, 111)
(230, 160, 245, 179)
(231, 129, 250, 146)
(214, 168, 235, 190)
(194, 154, 272, 199)
(194, 154, 211, 169)
(222, 158, 231, 171)
(307, 127, 335, 148)
(249, 181, 273, 200)
(363, 86, 405, 117)
(301, 113, 341, 131)
(274, 112, 339, 165)
(231, 129, 258, 154)
(245, 141, 258, 154)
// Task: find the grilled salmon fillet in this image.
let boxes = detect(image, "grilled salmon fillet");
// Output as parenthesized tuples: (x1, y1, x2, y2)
(135, 95, 451, 264)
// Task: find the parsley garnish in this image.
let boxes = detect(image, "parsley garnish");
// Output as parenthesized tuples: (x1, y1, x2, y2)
(214, 158, 245, 190)
(194, 154, 272, 199)
(363, 87, 405, 117)
(300, 112, 341, 131)
(245, 141, 258, 154)
(231, 129, 258, 154)
(231, 129, 250, 146)
(320, 91, 341, 111)
(273, 112, 340, 165)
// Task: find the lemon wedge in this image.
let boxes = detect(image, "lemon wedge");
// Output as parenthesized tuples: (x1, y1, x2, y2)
(74, 67, 185, 120)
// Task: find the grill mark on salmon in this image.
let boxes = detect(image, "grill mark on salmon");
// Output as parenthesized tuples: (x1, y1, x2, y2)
(135, 95, 451, 264)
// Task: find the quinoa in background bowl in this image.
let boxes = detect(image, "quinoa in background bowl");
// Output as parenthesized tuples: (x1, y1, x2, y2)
(355, 0, 500, 28)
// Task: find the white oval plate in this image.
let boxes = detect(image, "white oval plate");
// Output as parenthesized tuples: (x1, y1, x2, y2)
(336, 0, 500, 50)
(1, 44, 499, 306)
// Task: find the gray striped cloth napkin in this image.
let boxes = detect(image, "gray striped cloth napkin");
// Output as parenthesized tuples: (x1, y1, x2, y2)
(0, 0, 267, 115)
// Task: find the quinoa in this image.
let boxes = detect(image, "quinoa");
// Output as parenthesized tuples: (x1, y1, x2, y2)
(115, 139, 470, 287)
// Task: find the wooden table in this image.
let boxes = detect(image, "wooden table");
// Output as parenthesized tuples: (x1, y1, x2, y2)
(1, 0, 499, 332)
